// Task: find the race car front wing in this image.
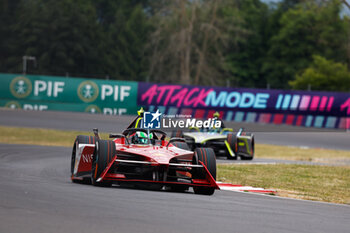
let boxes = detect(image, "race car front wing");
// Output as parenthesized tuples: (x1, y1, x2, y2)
(96, 156, 219, 189)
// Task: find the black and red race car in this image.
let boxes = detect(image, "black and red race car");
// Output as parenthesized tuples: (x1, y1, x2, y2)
(70, 116, 219, 195)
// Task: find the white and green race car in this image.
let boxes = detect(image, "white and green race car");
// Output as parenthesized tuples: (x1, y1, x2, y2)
(171, 127, 254, 160)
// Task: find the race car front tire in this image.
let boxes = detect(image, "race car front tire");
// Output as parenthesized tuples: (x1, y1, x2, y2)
(193, 148, 216, 195)
(226, 133, 238, 160)
(71, 135, 97, 184)
(240, 135, 255, 160)
(91, 139, 115, 186)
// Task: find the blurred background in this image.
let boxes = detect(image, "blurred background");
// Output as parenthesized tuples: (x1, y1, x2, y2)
(1, 0, 350, 91)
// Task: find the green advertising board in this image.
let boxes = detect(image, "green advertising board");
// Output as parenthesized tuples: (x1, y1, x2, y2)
(0, 100, 111, 114)
(0, 73, 138, 115)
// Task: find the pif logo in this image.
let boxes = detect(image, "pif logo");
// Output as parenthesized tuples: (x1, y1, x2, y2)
(85, 105, 102, 114)
(10, 76, 32, 98)
(5, 101, 21, 109)
(143, 109, 162, 129)
(77, 81, 99, 103)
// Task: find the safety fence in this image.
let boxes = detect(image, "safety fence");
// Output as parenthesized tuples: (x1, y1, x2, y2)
(1, 73, 349, 129)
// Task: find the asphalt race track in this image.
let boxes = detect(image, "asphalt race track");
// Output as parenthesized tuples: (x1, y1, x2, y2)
(0, 143, 349, 233)
(1, 108, 350, 150)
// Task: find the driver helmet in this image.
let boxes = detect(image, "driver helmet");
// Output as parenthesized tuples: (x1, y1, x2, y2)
(211, 112, 221, 131)
(134, 131, 153, 144)
(213, 111, 220, 119)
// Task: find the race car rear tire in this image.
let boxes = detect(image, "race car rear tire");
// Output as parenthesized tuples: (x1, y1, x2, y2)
(193, 148, 216, 195)
(226, 133, 238, 160)
(91, 139, 115, 187)
(171, 141, 190, 151)
(171, 130, 183, 138)
(240, 135, 255, 160)
(71, 135, 97, 184)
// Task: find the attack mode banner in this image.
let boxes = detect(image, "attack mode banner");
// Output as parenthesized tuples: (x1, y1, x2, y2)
(137, 82, 350, 129)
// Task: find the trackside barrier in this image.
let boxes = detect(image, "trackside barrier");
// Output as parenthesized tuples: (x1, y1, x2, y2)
(1, 74, 349, 129)
(0, 73, 138, 115)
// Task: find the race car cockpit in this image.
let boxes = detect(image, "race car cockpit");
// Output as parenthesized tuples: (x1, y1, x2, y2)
(122, 128, 167, 146)
(188, 112, 232, 134)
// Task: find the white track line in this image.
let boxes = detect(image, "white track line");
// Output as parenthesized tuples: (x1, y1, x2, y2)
(217, 182, 276, 194)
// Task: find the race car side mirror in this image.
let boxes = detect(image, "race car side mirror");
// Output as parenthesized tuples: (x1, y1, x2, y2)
(237, 128, 244, 136)
(109, 133, 130, 144)
(220, 128, 233, 134)
(93, 128, 100, 139)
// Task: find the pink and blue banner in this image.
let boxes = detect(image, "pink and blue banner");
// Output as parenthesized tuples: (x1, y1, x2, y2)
(137, 82, 350, 129)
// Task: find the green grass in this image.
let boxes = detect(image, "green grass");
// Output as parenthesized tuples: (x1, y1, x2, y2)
(0, 125, 109, 147)
(218, 164, 350, 204)
(255, 144, 350, 164)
